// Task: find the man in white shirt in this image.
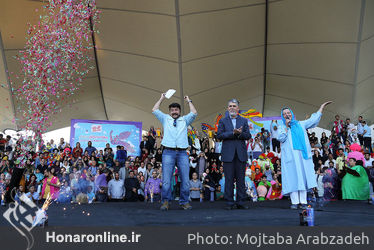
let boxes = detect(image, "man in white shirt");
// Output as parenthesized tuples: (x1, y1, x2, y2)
(50, 139, 57, 149)
(364, 152, 374, 168)
(246, 138, 253, 161)
(362, 121, 373, 153)
(25, 186, 39, 202)
(270, 120, 280, 152)
(119, 161, 130, 180)
(251, 137, 263, 159)
(324, 153, 336, 167)
(345, 118, 356, 143)
(357, 116, 364, 146)
(137, 162, 146, 176)
(58, 138, 66, 150)
(215, 139, 222, 154)
(108, 172, 125, 201)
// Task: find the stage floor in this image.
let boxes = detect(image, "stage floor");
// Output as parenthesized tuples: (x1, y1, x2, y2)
(1, 199, 373, 227)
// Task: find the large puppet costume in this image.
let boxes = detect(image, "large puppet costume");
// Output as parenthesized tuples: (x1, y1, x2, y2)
(277, 101, 331, 209)
(266, 179, 283, 200)
(257, 153, 274, 171)
(341, 144, 370, 200)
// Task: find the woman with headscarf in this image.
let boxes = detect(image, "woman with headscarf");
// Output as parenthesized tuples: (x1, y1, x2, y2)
(277, 101, 332, 209)
(320, 132, 328, 146)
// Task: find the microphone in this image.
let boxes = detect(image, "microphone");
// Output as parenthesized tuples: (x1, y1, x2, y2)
(287, 116, 291, 128)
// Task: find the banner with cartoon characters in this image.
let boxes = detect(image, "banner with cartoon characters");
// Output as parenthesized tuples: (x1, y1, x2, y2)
(248, 116, 282, 138)
(70, 119, 142, 156)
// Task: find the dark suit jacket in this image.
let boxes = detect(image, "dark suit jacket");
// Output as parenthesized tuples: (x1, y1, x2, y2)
(217, 115, 251, 162)
(140, 141, 152, 151)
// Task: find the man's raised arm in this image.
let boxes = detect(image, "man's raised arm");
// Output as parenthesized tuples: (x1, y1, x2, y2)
(184, 95, 197, 114)
(152, 93, 166, 112)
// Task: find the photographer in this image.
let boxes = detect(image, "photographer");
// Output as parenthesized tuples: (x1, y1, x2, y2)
(251, 137, 263, 160)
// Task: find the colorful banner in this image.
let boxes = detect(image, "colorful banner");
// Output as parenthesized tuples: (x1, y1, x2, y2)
(247, 116, 282, 138)
(70, 119, 142, 157)
(223, 111, 281, 138)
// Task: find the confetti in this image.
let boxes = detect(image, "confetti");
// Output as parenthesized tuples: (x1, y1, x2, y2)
(9, 0, 100, 151)
(4, 1, 101, 169)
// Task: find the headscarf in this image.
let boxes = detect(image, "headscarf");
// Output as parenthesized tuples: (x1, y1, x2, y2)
(281, 107, 309, 160)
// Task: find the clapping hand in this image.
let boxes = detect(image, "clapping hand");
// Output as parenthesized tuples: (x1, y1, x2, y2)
(233, 126, 243, 135)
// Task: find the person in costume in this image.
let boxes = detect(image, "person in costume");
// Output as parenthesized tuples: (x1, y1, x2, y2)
(341, 148, 370, 201)
(257, 175, 271, 201)
(267, 152, 277, 165)
(257, 153, 273, 171)
(266, 174, 283, 200)
(250, 160, 261, 173)
(253, 168, 263, 186)
(277, 101, 332, 209)
(41, 168, 61, 201)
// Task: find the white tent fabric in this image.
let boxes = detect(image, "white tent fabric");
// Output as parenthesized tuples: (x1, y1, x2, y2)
(0, 0, 373, 132)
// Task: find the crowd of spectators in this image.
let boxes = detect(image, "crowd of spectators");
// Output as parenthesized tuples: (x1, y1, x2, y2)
(0, 115, 373, 207)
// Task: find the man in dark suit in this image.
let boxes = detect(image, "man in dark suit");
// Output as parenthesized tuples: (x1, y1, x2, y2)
(140, 136, 152, 152)
(124, 170, 140, 201)
(217, 99, 251, 209)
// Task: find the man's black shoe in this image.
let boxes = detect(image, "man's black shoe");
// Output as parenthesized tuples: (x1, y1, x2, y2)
(236, 204, 249, 210)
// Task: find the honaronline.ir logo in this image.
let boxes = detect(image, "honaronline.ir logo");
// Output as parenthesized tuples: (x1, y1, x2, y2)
(3, 193, 47, 250)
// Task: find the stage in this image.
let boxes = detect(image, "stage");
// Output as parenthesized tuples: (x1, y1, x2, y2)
(1, 199, 373, 227)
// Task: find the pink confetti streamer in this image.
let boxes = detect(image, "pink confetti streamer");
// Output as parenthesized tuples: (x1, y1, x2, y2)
(10, 0, 100, 147)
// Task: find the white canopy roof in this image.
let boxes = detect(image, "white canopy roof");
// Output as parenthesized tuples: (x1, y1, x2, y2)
(0, 0, 373, 132)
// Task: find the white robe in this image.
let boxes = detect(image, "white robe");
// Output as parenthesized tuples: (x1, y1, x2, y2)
(277, 112, 322, 194)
